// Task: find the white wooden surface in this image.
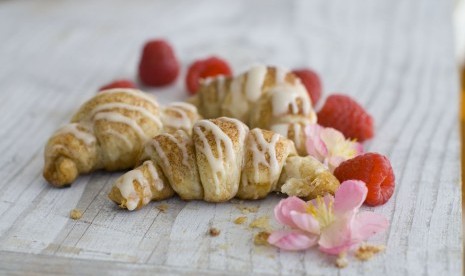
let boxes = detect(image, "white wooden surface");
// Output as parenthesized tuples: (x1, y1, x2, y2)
(0, 0, 462, 275)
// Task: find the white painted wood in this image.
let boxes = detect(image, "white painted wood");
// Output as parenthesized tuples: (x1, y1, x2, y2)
(0, 0, 461, 275)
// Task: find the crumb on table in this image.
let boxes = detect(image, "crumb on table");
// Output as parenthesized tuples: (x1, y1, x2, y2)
(254, 231, 270, 246)
(234, 216, 247, 224)
(335, 252, 348, 268)
(249, 216, 270, 230)
(209, 227, 220, 237)
(235, 204, 259, 214)
(355, 244, 385, 261)
(69, 209, 82, 220)
(156, 204, 169, 212)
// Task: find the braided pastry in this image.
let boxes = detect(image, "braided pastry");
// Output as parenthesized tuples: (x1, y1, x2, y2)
(43, 89, 200, 187)
(108, 117, 339, 210)
(189, 65, 317, 155)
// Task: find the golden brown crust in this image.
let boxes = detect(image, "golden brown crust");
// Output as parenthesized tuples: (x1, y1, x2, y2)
(43, 124, 101, 186)
(109, 120, 338, 210)
(43, 89, 201, 187)
(279, 156, 340, 200)
(193, 118, 247, 202)
(108, 160, 174, 210)
(191, 66, 317, 155)
(150, 130, 203, 200)
(161, 102, 201, 135)
(236, 129, 295, 199)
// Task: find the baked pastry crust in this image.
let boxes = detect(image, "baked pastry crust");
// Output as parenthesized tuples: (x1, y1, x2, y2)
(109, 117, 339, 210)
(43, 89, 200, 187)
(190, 65, 317, 155)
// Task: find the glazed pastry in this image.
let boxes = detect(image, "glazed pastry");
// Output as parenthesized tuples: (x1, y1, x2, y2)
(189, 65, 317, 155)
(108, 117, 339, 210)
(43, 89, 200, 187)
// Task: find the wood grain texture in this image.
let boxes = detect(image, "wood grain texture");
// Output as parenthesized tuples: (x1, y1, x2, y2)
(0, 0, 461, 275)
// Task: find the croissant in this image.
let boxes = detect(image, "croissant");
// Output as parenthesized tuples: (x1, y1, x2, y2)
(189, 65, 317, 155)
(108, 117, 339, 210)
(43, 89, 200, 187)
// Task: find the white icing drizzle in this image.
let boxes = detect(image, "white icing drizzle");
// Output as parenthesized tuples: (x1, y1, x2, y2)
(248, 129, 280, 183)
(269, 86, 311, 116)
(98, 89, 160, 109)
(166, 131, 191, 168)
(162, 103, 194, 131)
(245, 65, 267, 101)
(116, 169, 150, 211)
(219, 117, 248, 145)
(274, 67, 289, 84)
(91, 102, 162, 128)
(144, 160, 164, 191)
(150, 139, 171, 170)
(169, 102, 197, 113)
(194, 119, 237, 196)
(152, 131, 190, 169)
(94, 112, 148, 141)
(53, 123, 95, 145)
(102, 129, 133, 150)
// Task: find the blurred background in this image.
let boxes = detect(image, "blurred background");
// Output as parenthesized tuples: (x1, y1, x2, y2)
(455, 0, 465, 265)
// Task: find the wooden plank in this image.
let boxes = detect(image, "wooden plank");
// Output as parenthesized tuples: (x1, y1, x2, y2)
(0, 0, 461, 274)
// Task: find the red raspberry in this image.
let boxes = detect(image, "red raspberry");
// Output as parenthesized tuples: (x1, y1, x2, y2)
(98, 79, 136, 91)
(292, 68, 322, 106)
(317, 94, 374, 141)
(186, 56, 232, 94)
(333, 153, 395, 206)
(138, 39, 180, 86)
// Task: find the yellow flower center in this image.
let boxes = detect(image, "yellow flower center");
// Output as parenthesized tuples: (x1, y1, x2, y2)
(330, 139, 358, 159)
(306, 196, 335, 229)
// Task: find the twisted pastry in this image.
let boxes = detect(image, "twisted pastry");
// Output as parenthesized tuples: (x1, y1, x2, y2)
(43, 89, 200, 187)
(109, 117, 339, 211)
(189, 65, 317, 155)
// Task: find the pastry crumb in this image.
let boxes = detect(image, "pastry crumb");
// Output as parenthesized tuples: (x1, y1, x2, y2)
(234, 216, 247, 224)
(209, 227, 220, 237)
(236, 204, 258, 214)
(249, 216, 270, 230)
(69, 209, 82, 220)
(355, 244, 385, 261)
(218, 244, 229, 250)
(335, 252, 348, 268)
(254, 231, 270, 246)
(156, 204, 169, 212)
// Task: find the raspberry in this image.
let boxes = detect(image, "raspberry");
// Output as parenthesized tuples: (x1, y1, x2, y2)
(317, 94, 374, 141)
(138, 39, 180, 86)
(186, 56, 232, 94)
(292, 68, 322, 106)
(98, 79, 136, 91)
(333, 153, 395, 206)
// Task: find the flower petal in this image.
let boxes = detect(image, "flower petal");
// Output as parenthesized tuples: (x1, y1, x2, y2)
(352, 211, 389, 242)
(354, 141, 364, 155)
(304, 124, 323, 138)
(318, 215, 354, 255)
(289, 210, 321, 235)
(274, 196, 307, 227)
(305, 125, 328, 160)
(268, 230, 318, 251)
(320, 128, 345, 149)
(327, 156, 345, 173)
(334, 180, 368, 215)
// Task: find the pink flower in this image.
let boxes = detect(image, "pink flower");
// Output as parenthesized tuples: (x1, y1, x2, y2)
(305, 124, 363, 172)
(268, 180, 389, 255)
